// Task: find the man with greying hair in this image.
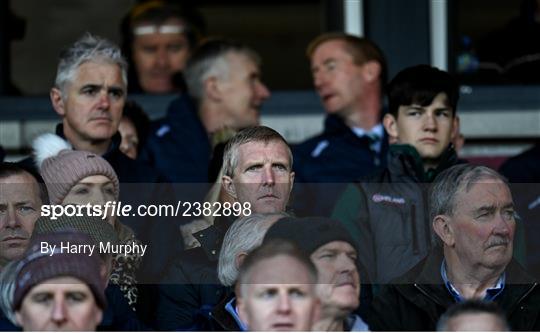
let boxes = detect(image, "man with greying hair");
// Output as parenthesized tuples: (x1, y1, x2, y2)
(210, 212, 287, 330)
(156, 209, 288, 330)
(222, 126, 294, 214)
(51, 33, 127, 156)
(237, 239, 320, 331)
(367, 164, 540, 331)
(140, 38, 270, 184)
(18, 33, 163, 184)
(16, 34, 184, 324)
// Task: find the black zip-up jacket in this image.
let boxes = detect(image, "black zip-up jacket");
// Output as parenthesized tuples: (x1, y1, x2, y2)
(366, 247, 540, 331)
(332, 144, 459, 284)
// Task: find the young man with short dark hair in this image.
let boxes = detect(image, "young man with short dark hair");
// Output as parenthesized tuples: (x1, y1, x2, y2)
(332, 65, 461, 284)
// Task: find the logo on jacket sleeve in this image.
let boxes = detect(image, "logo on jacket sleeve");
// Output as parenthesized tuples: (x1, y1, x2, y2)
(311, 140, 329, 158)
(372, 193, 405, 205)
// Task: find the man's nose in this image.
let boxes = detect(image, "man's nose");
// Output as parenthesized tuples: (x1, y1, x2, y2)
(3, 207, 21, 229)
(494, 211, 513, 236)
(155, 48, 169, 68)
(313, 72, 326, 91)
(423, 113, 437, 132)
(51, 297, 68, 325)
(256, 81, 271, 100)
(97, 91, 110, 110)
(262, 166, 275, 186)
(276, 292, 292, 313)
(337, 254, 356, 272)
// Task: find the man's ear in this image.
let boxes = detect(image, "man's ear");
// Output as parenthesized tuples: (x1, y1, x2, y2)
(15, 311, 22, 328)
(204, 77, 222, 102)
(50, 87, 66, 117)
(433, 215, 455, 246)
(288, 171, 295, 193)
(235, 252, 248, 269)
(222, 175, 238, 200)
(383, 113, 399, 142)
(361, 60, 381, 83)
(451, 115, 460, 141)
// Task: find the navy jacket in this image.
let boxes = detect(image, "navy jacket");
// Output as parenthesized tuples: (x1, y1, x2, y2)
(18, 124, 165, 185)
(155, 216, 233, 330)
(292, 114, 388, 216)
(139, 95, 211, 185)
(0, 311, 18, 331)
(156, 247, 227, 330)
(500, 143, 540, 183)
(500, 143, 540, 278)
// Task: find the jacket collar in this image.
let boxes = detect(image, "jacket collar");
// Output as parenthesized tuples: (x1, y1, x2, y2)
(211, 293, 242, 331)
(387, 144, 458, 182)
(323, 114, 351, 136)
(398, 246, 538, 310)
(164, 94, 199, 122)
(195, 215, 234, 261)
(55, 123, 121, 158)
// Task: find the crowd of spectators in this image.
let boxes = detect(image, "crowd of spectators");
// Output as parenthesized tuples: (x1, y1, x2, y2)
(1, 0, 540, 331)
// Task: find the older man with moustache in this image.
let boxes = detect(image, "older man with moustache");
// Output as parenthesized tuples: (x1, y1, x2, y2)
(367, 164, 540, 331)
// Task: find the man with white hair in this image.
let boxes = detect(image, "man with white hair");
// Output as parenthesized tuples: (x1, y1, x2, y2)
(367, 164, 540, 331)
(211, 213, 286, 330)
(156, 213, 286, 330)
(140, 38, 270, 184)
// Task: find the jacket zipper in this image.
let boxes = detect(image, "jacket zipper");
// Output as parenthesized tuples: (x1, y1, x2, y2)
(508, 282, 538, 323)
(422, 186, 432, 249)
(411, 204, 419, 254)
(414, 283, 445, 306)
(413, 283, 447, 323)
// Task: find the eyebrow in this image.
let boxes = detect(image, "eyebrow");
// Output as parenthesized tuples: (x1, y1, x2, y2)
(249, 72, 260, 79)
(14, 201, 35, 206)
(323, 58, 336, 65)
(80, 84, 125, 92)
(312, 58, 336, 71)
(407, 105, 451, 110)
(80, 84, 101, 90)
(473, 202, 514, 213)
(473, 205, 496, 214)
